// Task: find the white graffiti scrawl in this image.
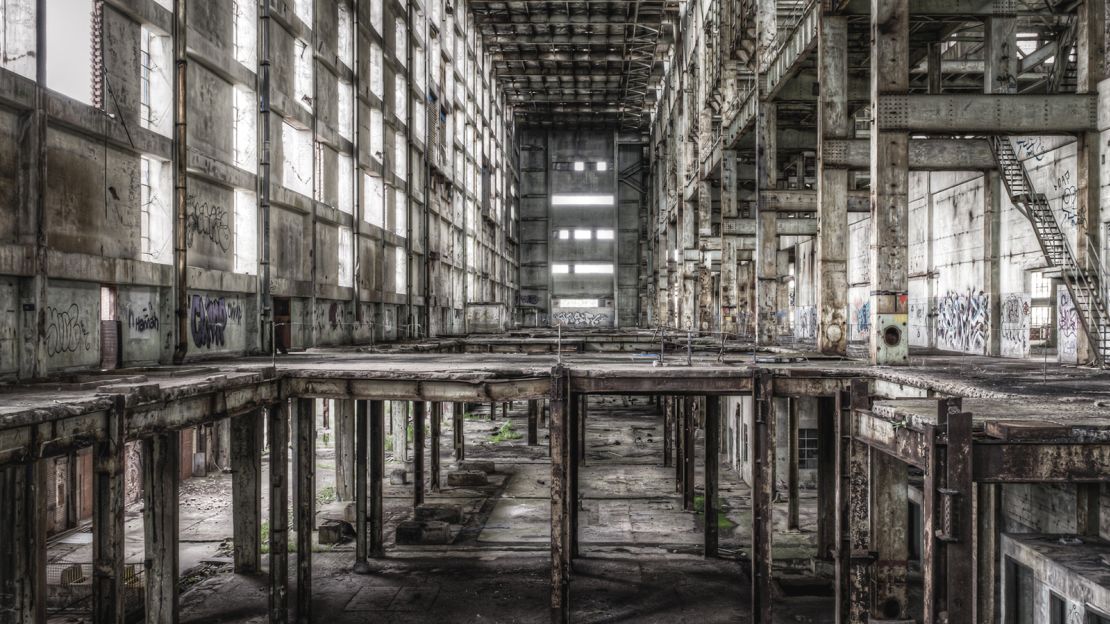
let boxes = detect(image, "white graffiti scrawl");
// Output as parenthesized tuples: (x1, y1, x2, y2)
(1000, 293, 1031, 359)
(935, 289, 989, 355)
(553, 310, 610, 328)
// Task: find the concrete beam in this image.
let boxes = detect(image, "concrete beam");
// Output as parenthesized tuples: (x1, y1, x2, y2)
(843, 0, 1058, 15)
(231, 409, 263, 574)
(877, 94, 1097, 134)
(549, 368, 570, 624)
(142, 432, 180, 624)
(761, 189, 870, 213)
(823, 139, 996, 171)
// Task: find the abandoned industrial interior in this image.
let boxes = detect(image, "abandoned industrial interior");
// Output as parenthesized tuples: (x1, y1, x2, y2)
(2, 0, 1110, 622)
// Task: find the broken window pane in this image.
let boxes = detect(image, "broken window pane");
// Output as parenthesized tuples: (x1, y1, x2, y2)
(140, 156, 172, 265)
(394, 246, 407, 294)
(338, 80, 353, 141)
(139, 26, 172, 136)
(337, 1, 353, 69)
(282, 121, 313, 197)
(234, 189, 257, 275)
(294, 38, 313, 112)
(337, 153, 353, 215)
(370, 43, 384, 98)
(233, 85, 256, 172)
(363, 173, 384, 227)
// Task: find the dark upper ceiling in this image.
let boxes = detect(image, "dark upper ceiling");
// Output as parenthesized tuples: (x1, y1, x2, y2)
(468, 0, 675, 129)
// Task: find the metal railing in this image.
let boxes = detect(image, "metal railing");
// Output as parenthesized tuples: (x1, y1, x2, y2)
(45, 562, 145, 619)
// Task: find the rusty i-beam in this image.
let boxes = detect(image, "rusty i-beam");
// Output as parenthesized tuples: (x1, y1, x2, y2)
(414, 401, 426, 508)
(662, 395, 672, 467)
(549, 366, 570, 624)
(528, 399, 539, 445)
(453, 402, 465, 461)
(143, 431, 180, 624)
(845, 379, 872, 622)
(232, 408, 263, 574)
(751, 369, 775, 624)
(569, 393, 581, 559)
(93, 397, 125, 624)
(294, 398, 315, 624)
(704, 396, 719, 558)
(370, 400, 385, 557)
(354, 400, 370, 574)
(268, 400, 290, 624)
(431, 402, 442, 492)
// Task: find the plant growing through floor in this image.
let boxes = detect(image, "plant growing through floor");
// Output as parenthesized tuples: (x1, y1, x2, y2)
(317, 485, 337, 505)
(694, 495, 738, 530)
(489, 421, 522, 443)
(464, 412, 480, 420)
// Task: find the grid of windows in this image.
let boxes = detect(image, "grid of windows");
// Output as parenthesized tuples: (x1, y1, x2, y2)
(798, 428, 818, 470)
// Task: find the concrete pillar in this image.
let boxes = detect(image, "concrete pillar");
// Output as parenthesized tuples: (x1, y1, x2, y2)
(549, 369, 570, 623)
(93, 400, 125, 624)
(453, 402, 465, 461)
(294, 398, 315, 624)
(843, 380, 871, 623)
(0, 461, 47, 624)
(369, 400, 385, 557)
(413, 401, 426, 507)
(391, 402, 408, 462)
(815, 397, 837, 559)
(755, 101, 779, 346)
(1075, 1, 1105, 364)
(983, 18, 1015, 359)
(430, 402, 442, 492)
(527, 400, 539, 446)
(682, 396, 696, 511)
(267, 402, 290, 623)
(704, 396, 720, 558)
(816, 13, 849, 355)
(663, 396, 673, 467)
(751, 371, 775, 624)
(568, 394, 581, 559)
(787, 398, 800, 531)
(354, 400, 370, 574)
(869, 450, 908, 620)
(721, 150, 740, 337)
(868, 0, 910, 365)
(335, 400, 355, 501)
(142, 432, 180, 624)
(976, 483, 1002, 624)
(231, 409, 263, 574)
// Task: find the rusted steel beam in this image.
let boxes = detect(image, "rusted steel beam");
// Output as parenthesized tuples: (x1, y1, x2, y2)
(662, 396, 673, 468)
(852, 408, 928, 470)
(369, 400, 385, 558)
(354, 400, 370, 574)
(431, 403, 442, 492)
(3, 457, 48, 624)
(787, 398, 800, 531)
(569, 394, 581, 559)
(683, 396, 696, 511)
(675, 397, 684, 492)
(93, 397, 125, 624)
(921, 423, 943, 624)
(142, 432, 180, 624)
(816, 396, 836, 559)
(973, 443, 1110, 482)
(294, 399, 315, 624)
(286, 377, 553, 402)
(579, 396, 588, 464)
(268, 401, 290, 624)
(869, 448, 908, 620)
(834, 388, 852, 623)
(453, 402, 465, 461)
(414, 401, 426, 508)
(528, 400, 539, 446)
(570, 376, 754, 395)
(232, 409, 263, 574)
(976, 482, 1001, 623)
(946, 409, 974, 623)
(549, 367, 570, 624)
(847, 379, 872, 623)
(704, 396, 720, 558)
(751, 370, 775, 624)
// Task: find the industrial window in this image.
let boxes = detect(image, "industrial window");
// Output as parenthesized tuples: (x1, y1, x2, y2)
(282, 121, 313, 196)
(394, 190, 407, 237)
(413, 45, 426, 94)
(556, 299, 598, 308)
(552, 194, 615, 207)
(370, 43, 384, 98)
(338, 81, 353, 141)
(573, 161, 585, 172)
(232, 0, 256, 67)
(337, 153, 353, 215)
(395, 74, 408, 123)
(233, 85, 256, 172)
(395, 19, 407, 68)
(596, 229, 615, 240)
(294, 39, 313, 111)
(337, 226, 353, 288)
(337, 2, 353, 69)
(0, 0, 36, 79)
(46, 0, 95, 105)
(1088, 609, 1110, 624)
(139, 156, 172, 265)
(573, 229, 591, 240)
(557, 229, 570, 240)
(575, 263, 613, 274)
(412, 97, 425, 144)
(363, 173, 384, 227)
(370, 108, 384, 161)
(393, 130, 408, 179)
(233, 189, 257, 275)
(369, 0, 382, 33)
(293, 0, 312, 23)
(1030, 271, 1051, 298)
(394, 246, 407, 294)
(139, 26, 171, 136)
(1049, 593, 1066, 624)
(798, 428, 818, 470)
(551, 263, 570, 274)
(596, 161, 608, 172)
(1005, 557, 1035, 624)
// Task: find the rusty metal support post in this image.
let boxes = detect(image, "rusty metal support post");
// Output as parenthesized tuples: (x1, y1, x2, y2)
(335, 400, 355, 501)
(528, 400, 539, 446)
(704, 396, 720, 558)
(834, 388, 851, 623)
(268, 401, 290, 623)
(846, 379, 872, 622)
(431, 402, 442, 492)
(976, 482, 1001, 624)
(549, 367, 570, 624)
(1, 454, 47, 624)
(453, 402, 465, 461)
(787, 398, 800, 531)
(579, 395, 587, 464)
(232, 408, 263, 574)
(143, 432, 180, 624)
(751, 370, 775, 623)
(816, 396, 836, 559)
(294, 399, 315, 624)
(568, 393, 581, 559)
(354, 400, 370, 574)
(946, 407, 974, 622)
(923, 397, 959, 623)
(171, 0, 189, 364)
(413, 401, 426, 507)
(869, 448, 908, 620)
(93, 397, 125, 624)
(675, 397, 683, 490)
(369, 400, 385, 557)
(663, 396, 672, 467)
(489, 401, 496, 421)
(683, 396, 696, 511)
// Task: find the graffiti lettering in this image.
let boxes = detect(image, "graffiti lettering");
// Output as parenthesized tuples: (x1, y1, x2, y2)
(1000, 293, 1031, 359)
(1014, 137, 1045, 161)
(795, 306, 817, 340)
(936, 289, 989, 354)
(45, 303, 92, 357)
(185, 196, 232, 252)
(553, 310, 609, 328)
(854, 300, 871, 334)
(190, 295, 241, 349)
(1052, 170, 1079, 226)
(127, 302, 160, 333)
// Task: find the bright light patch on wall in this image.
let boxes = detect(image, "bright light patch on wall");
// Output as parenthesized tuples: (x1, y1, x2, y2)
(47, 0, 94, 105)
(596, 229, 614, 240)
(575, 263, 613, 274)
(338, 226, 353, 287)
(557, 229, 570, 240)
(557, 299, 599, 308)
(294, 39, 314, 111)
(574, 229, 591, 240)
(551, 194, 615, 206)
(573, 161, 585, 172)
(551, 264, 570, 274)
(233, 189, 257, 274)
(364, 173, 384, 227)
(596, 161, 607, 172)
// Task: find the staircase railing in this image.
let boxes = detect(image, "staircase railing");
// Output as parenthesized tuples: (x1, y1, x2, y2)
(990, 136, 1110, 367)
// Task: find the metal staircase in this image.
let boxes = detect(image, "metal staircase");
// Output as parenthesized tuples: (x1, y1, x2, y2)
(990, 136, 1110, 366)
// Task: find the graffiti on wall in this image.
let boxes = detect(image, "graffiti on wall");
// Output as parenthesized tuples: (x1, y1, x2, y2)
(126, 301, 160, 335)
(45, 303, 93, 357)
(935, 289, 989, 354)
(553, 310, 610, 328)
(124, 442, 142, 505)
(907, 299, 930, 348)
(190, 295, 243, 349)
(1000, 293, 1031, 359)
(185, 196, 232, 252)
(850, 297, 871, 341)
(1014, 137, 1045, 161)
(1052, 170, 1079, 226)
(795, 306, 817, 341)
(1058, 290, 1079, 363)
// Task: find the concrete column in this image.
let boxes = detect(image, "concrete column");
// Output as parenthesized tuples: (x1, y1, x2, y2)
(0, 461, 47, 624)
(232, 409, 263, 574)
(568, 394, 581, 559)
(549, 369, 570, 623)
(267, 402, 290, 623)
(816, 397, 836, 559)
(354, 400, 370, 574)
(578, 395, 587, 463)
(721, 150, 740, 337)
(751, 371, 775, 624)
(983, 18, 1015, 359)
(453, 402, 465, 461)
(294, 399, 315, 624)
(142, 432, 180, 624)
(369, 400, 385, 557)
(976, 483, 1002, 624)
(787, 398, 800, 531)
(430, 403, 442, 492)
(335, 400, 355, 501)
(1076, 0, 1104, 364)
(682, 396, 696, 511)
(755, 101, 779, 346)
(868, 0, 910, 365)
(675, 397, 684, 490)
(869, 450, 908, 620)
(413, 401, 426, 507)
(527, 400, 539, 446)
(816, 13, 849, 355)
(93, 399, 125, 624)
(984, 17, 1018, 95)
(391, 402, 408, 462)
(704, 396, 720, 558)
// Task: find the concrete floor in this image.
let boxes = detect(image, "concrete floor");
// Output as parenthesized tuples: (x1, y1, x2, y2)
(44, 395, 832, 623)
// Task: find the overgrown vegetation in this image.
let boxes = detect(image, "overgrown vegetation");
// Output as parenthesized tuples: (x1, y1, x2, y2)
(694, 495, 737, 530)
(489, 421, 522, 443)
(317, 485, 337, 506)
